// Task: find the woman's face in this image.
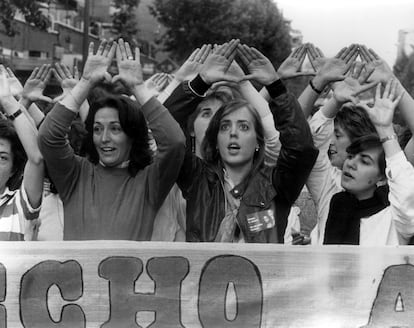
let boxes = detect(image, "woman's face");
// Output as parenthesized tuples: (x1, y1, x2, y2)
(217, 106, 258, 169)
(330, 123, 352, 169)
(341, 147, 383, 200)
(93, 107, 132, 167)
(0, 138, 14, 193)
(193, 98, 223, 157)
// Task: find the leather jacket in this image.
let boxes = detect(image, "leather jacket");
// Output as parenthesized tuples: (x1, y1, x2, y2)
(164, 79, 318, 243)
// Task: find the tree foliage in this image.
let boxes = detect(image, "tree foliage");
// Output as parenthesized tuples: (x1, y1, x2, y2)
(111, 0, 140, 47)
(0, 0, 50, 37)
(150, 0, 292, 66)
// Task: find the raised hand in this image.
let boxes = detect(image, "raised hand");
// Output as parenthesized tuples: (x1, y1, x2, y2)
(237, 44, 278, 85)
(82, 40, 116, 84)
(359, 45, 394, 84)
(309, 44, 358, 84)
(0, 65, 23, 98)
(277, 44, 315, 79)
(174, 44, 211, 82)
(144, 72, 171, 95)
(199, 39, 241, 84)
(0, 70, 20, 113)
(331, 62, 377, 104)
(53, 63, 79, 102)
(112, 38, 143, 88)
(359, 79, 404, 129)
(21, 64, 53, 103)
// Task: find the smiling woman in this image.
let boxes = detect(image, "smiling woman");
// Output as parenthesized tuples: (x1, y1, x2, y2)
(37, 39, 185, 240)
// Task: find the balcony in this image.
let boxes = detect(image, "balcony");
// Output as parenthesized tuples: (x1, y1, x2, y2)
(3, 56, 53, 72)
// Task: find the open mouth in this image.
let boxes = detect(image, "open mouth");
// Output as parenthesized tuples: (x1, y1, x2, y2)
(328, 145, 337, 157)
(343, 171, 354, 179)
(101, 147, 116, 153)
(227, 143, 240, 154)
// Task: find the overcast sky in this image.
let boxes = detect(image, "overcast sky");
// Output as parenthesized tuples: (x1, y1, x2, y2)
(274, 0, 414, 66)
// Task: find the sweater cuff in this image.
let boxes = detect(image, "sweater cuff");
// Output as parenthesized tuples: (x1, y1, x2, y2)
(265, 79, 287, 99)
(188, 74, 210, 97)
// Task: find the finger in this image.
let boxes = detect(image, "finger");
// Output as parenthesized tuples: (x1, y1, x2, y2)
(135, 47, 141, 65)
(393, 90, 405, 106)
(358, 45, 371, 62)
(103, 40, 113, 57)
(353, 62, 365, 79)
(296, 45, 307, 62)
(44, 67, 53, 83)
(96, 40, 107, 55)
(54, 63, 65, 80)
(88, 42, 95, 56)
(215, 42, 228, 56)
(291, 46, 301, 58)
(198, 44, 211, 63)
(250, 47, 266, 61)
(383, 78, 393, 98)
(335, 47, 347, 59)
(0, 64, 7, 76)
(28, 67, 39, 80)
(194, 45, 205, 62)
(223, 39, 240, 58)
(343, 44, 358, 63)
(368, 48, 380, 60)
(189, 48, 200, 62)
(112, 75, 121, 84)
(356, 81, 378, 95)
(6, 67, 16, 78)
(50, 68, 61, 82)
(39, 64, 50, 80)
(375, 83, 382, 100)
(307, 44, 318, 59)
(117, 38, 127, 60)
(361, 67, 375, 84)
(62, 64, 73, 78)
(108, 41, 117, 61)
(104, 72, 112, 83)
(124, 41, 133, 59)
(38, 95, 53, 103)
(239, 74, 256, 82)
(390, 79, 399, 100)
(116, 44, 122, 64)
(73, 66, 79, 80)
(52, 94, 65, 103)
(237, 45, 250, 66)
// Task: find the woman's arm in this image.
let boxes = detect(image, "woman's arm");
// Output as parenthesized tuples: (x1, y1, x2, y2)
(0, 73, 43, 209)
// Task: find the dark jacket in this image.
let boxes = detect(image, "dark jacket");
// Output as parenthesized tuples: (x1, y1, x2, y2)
(164, 79, 318, 243)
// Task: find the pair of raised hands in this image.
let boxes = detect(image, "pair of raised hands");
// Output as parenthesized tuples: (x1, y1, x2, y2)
(173, 39, 280, 86)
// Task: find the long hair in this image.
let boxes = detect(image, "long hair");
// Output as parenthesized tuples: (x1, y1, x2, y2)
(81, 95, 152, 176)
(0, 120, 26, 190)
(201, 99, 265, 176)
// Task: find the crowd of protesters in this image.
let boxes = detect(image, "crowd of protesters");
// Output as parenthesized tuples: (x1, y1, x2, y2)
(1, 36, 414, 246)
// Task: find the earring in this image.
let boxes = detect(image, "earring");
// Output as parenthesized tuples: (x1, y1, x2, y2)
(255, 146, 259, 152)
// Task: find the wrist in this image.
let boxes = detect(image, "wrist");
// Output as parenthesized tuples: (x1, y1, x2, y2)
(376, 126, 395, 139)
(311, 75, 328, 91)
(189, 74, 210, 97)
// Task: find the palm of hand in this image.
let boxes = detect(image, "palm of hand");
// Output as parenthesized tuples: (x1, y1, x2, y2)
(175, 61, 201, 81)
(117, 61, 143, 87)
(247, 58, 275, 84)
(84, 56, 111, 82)
(368, 99, 394, 127)
(277, 58, 301, 77)
(319, 58, 347, 79)
(23, 80, 45, 101)
(0, 77, 11, 98)
(8, 77, 23, 96)
(333, 77, 361, 102)
(310, 57, 328, 72)
(61, 78, 77, 92)
(201, 55, 233, 83)
(366, 60, 393, 84)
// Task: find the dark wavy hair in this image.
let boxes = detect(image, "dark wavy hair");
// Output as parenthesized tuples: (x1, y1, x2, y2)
(335, 104, 377, 141)
(346, 134, 386, 176)
(201, 99, 265, 175)
(80, 95, 152, 176)
(0, 119, 26, 190)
